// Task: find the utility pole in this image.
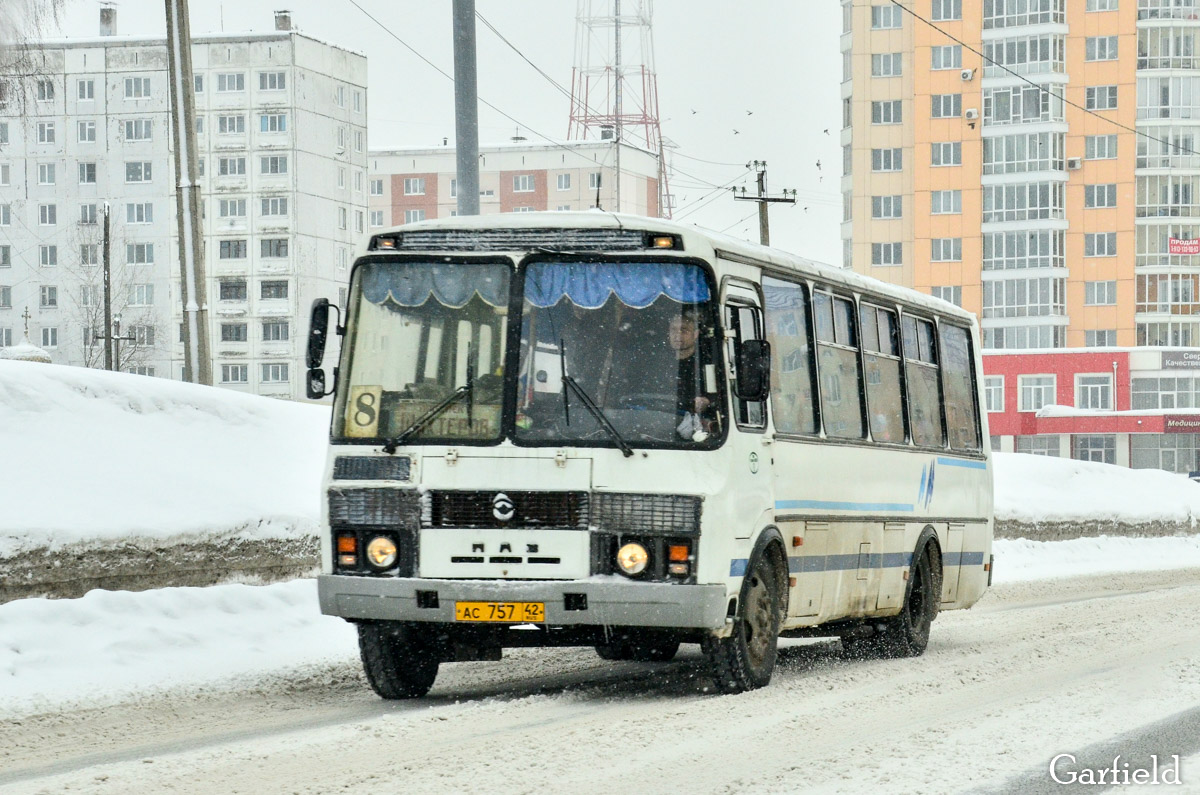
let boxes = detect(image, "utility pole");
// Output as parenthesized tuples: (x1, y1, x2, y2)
(453, 0, 480, 216)
(94, 314, 136, 372)
(101, 202, 112, 371)
(613, 0, 621, 213)
(733, 160, 796, 246)
(165, 0, 212, 384)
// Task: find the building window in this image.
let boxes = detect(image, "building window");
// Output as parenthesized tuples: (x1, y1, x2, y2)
(1085, 183, 1118, 209)
(405, 209, 426, 224)
(221, 364, 248, 383)
(1018, 375, 1056, 412)
(41, 327, 58, 348)
(261, 363, 289, 383)
(78, 79, 94, 100)
(219, 279, 247, 300)
(260, 113, 287, 133)
(369, 209, 384, 227)
(871, 100, 902, 124)
(262, 320, 289, 341)
(339, 207, 348, 229)
(219, 240, 247, 260)
(1076, 374, 1113, 410)
(221, 323, 247, 342)
(1072, 434, 1115, 464)
(1085, 329, 1117, 346)
(39, 204, 56, 225)
(871, 195, 902, 219)
(0, 204, 7, 225)
(931, 93, 962, 118)
(931, 45, 962, 70)
(0, 246, 8, 267)
(130, 325, 155, 346)
(0, 166, 7, 187)
(218, 157, 246, 176)
(871, 52, 903, 77)
(1086, 85, 1118, 111)
(1086, 134, 1118, 160)
(985, 84, 1064, 126)
(984, 132, 1065, 174)
(983, 276, 1065, 318)
(1085, 232, 1117, 257)
(931, 141, 961, 167)
(403, 177, 425, 195)
(260, 156, 288, 175)
(871, 148, 903, 172)
(80, 244, 98, 266)
(932, 0, 962, 21)
(36, 79, 54, 101)
(125, 243, 154, 265)
(260, 280, 288, 300)
(216, 73, 245, 92)
(557, 173, 571, 191)
(1016, 435, 1060, 456)
(79, 204, 97, 225)
(0, 327, 10, 346)
(1085, 280, 1117, 305)
(40, 285, 58, 307)
(39, 246, 57, 267)
(931, 190, 962, 215)
(126, 202, 153, 224)
(931, 238, 963, 262)
(984, 376, 1004, 412)
(128, 284, 154, 306)
(354, 130, 364, 152)
(931, 285, 963, 306)
(36, 122, 55, 144)
(1086, 35, 1118, 61)
(78, 120, 96, 143)
(38, 163, 55, 185)
(261, 238, 289, 258)
(218, 198, 246, 218)
(985, 229, 1064, 271)
(259, 71, 286, 90)
(871, 4, 903, 28)
(871, 242, 902, 266)
(983, 182, 1064, 222)
(513, 174, 535, 192)
(126, 161, 152, 182)
(369, 178, 383, 196)
(1087, 0, 1117, 10)
(124, 76, 151, 98)
(124, 119, 152, 141)
(0, 284, 8, 305)
(261, 197, 288, 216)
(217, 115, 245, 134)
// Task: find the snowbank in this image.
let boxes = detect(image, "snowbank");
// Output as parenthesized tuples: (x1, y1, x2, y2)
(0, 360, 330, 558)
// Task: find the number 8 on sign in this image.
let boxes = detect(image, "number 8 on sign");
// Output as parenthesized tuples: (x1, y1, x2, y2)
(345, 385, 382, 438)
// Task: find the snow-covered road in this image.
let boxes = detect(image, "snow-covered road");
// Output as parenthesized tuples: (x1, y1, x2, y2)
(4, 566, 1200, 794)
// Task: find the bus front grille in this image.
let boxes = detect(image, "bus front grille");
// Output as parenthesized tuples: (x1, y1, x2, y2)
(423, 491, 590, 530)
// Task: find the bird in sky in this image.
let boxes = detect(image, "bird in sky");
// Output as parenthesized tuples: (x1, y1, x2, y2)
(733, 129, 740, 135)
(823, 128, 830, 135)
(690, 109, 697, 114)
(815, 160, 822, 170)
(746, 110, 753, 115)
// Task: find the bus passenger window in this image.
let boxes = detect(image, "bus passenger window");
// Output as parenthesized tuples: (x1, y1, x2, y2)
(940, 324, 981, 451)
(861, 303, 905, 443)
(814, 290, 865, 439)
(762, 276, 817, 435)
(902, 315, 944, 447)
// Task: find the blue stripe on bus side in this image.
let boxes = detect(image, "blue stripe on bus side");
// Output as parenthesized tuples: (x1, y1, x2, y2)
(936, 456, 989, 470)
(774, 499, 916, 512)
(732, 551, 984, 577)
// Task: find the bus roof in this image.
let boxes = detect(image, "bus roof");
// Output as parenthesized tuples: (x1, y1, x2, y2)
(362, 211, 975, 325)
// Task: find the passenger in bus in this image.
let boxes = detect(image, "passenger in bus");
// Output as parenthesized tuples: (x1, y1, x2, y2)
(668, 308, 718, 438)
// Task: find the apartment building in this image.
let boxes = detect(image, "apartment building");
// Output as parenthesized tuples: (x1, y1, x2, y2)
(0, 10, 366, 399)
(368, 141, 661, 229)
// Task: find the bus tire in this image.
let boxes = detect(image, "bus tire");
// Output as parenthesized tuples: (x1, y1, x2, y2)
(702, 541, 785, 694)
(628, 636, 681, 662)
(594, 641, 632, 661)
(358, 622, 439, 699)
(845, 542, 940, 660)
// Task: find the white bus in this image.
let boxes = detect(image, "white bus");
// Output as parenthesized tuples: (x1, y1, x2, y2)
(306, 212, 993, 697)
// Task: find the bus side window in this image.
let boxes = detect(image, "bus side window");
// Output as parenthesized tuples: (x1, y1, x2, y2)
(762, 276, 818, 435)
(861, 303, 905, 443)
(725, 303, 768, 429)
(940, 324, 981, 451)
(814, 290, 865, 439)
(902, 315, 944, 447)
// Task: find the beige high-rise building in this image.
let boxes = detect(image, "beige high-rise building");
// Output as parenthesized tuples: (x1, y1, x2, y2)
(838, 0, 1200, 352)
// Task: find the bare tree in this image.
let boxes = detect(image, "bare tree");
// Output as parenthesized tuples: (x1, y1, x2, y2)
(0, 0, 65, 112)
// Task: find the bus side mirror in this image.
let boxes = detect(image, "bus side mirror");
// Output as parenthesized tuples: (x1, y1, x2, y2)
(306, 368, 328, 400)
(307, 298, 331, 369)
(735, 339, 771, 402)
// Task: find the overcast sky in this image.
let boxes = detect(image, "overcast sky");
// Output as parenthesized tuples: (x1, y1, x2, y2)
(51, 0, 843, 262)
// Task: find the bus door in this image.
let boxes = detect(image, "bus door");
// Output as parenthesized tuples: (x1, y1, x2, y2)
(720, 279, 773, 541)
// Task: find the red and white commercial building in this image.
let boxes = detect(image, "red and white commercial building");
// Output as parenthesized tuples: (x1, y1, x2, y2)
(985, 347, 1200, 473)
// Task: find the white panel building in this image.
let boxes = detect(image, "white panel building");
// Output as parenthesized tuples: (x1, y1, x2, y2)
(0, 10, 367, 399)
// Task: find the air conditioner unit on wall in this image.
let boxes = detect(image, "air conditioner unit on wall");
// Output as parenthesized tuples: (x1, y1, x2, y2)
(961, 68, 975, 81)
(964, 108, 979, 120)
(1068, 157, 1082, 170)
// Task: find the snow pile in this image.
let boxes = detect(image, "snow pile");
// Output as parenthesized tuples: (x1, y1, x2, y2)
(0, 360, 330, 557)
(993, 452, 1200, 524)
(993, 535, 1200, 582)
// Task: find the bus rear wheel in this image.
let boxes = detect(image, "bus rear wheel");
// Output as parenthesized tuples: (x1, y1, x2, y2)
(702, 544, 784, 694)
(358, 622, 439, 699)
(844, 543, 940, 660)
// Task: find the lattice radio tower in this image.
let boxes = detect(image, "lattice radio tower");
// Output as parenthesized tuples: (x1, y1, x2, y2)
(568, 0, 671, 217)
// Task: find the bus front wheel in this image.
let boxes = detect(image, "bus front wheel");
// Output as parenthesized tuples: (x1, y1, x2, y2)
(702, 543, 785, 694)
(358, 622, 439, 699)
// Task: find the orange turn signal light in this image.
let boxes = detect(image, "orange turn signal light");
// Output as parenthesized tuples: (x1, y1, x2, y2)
(337, 535, 357, 553)
(668, 544, 689, 562)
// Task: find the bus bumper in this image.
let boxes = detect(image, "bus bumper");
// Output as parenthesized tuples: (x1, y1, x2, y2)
(318, 575, 730, 630)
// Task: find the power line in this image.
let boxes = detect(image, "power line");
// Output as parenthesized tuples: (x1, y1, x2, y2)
(887, 0, 1200, 160)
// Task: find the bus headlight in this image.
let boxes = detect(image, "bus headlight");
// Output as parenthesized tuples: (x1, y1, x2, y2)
(616, 542, 649, 576)
(365, 536, 398, 570)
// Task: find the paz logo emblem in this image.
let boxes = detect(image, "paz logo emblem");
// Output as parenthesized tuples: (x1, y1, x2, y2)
(492, 493, 515, 522)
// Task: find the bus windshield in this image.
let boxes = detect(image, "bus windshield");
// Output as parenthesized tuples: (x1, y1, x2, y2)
(334, 260, 510, 442)
(514, 260, 722, 449)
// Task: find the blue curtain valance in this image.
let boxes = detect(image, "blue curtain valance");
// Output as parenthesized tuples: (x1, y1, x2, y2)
(360, 264, 509, 308)
(524, 262, 710, 309)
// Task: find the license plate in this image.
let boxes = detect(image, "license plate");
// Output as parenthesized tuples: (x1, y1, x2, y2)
(454, 601, 545, 623)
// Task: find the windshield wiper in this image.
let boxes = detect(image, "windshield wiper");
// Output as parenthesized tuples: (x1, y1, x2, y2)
(559, 341, 634, 458)
(383, 343, 475, 454)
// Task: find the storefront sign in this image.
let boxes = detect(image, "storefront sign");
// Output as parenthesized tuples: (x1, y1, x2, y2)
(1168, 238, 1200, 255)
(1162, 351, 1200, 369)
(1164, 415, 1200, 433)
